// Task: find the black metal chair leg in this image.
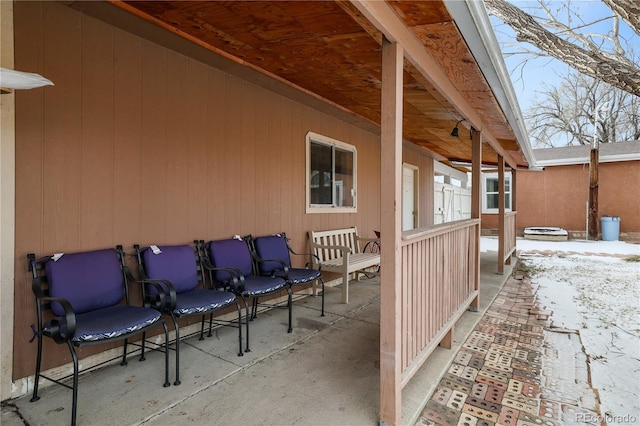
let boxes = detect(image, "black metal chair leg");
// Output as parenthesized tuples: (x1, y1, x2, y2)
(30, 331, 43, 403)
(287, 287, 293, 333)
(161, 321, 171, 388)
(236, 302, 244, 357)
(199, 315, 206, 340)
(251, 297, 258, 320)
(320, 277, 325, 317)
(121, 338, 129, 365)
(171, 314, 181, 386)
(207, 312, 214, 337)
(241, 297, 251, 353)
(140, 331, 147, 361)
(68, 341, 79, 426)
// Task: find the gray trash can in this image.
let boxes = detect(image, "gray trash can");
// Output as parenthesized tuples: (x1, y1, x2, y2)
(601, 216, 620, 241)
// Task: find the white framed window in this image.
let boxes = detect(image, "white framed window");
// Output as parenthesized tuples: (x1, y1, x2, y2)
(482, 172, 511, 214)
(306, 132, 357, 213)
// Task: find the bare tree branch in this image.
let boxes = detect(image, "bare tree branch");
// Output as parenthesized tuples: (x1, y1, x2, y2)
(526, 72, 639, 147)
(601, 0, 640, 36)
(484, 0, 640, 96)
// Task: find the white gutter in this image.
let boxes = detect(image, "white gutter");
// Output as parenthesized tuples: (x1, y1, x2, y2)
(537, 152, 640, 167)
(443, 0, 537, 169)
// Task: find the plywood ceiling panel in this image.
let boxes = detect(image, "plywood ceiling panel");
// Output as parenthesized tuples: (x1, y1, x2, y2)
(112, 0, 527, 167)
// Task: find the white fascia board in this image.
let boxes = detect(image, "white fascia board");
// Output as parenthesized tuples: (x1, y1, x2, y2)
(443, 0, 537, 169)
(434, 160, 469, 182)
(537, 153, 640, 167)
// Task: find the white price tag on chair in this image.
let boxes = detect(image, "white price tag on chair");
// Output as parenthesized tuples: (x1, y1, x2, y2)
(150, 245, 162, 254)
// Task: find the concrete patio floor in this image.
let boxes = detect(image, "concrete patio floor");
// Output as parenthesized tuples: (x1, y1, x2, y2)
(2, 250, 512, 426)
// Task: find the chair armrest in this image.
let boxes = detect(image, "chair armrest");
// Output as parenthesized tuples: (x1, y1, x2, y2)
(38, 296, 76, 344)
(201, 261, 245, 293)
(136, 278, 177, 312)
(287, 248, 322, 269)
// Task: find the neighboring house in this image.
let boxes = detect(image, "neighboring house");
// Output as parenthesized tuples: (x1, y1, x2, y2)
(482, 141, 640, 241)
(0, 1, 534, 424)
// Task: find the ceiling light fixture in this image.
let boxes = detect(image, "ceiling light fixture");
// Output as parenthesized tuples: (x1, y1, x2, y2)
(450, 119, 466, 137)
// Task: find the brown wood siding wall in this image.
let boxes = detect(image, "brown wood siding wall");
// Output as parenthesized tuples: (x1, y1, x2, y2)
(12, 1, 397, 379)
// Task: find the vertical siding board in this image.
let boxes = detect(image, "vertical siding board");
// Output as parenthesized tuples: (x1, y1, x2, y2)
(42, 1, 82, 254)
(263, 90, 280, 234)
(286, 100, 302, 234)
(139, 40, 167, 242)
(186, 60, 209, 239)
(206, 68, 226, 239)
(223, 75, 243, 233)
(113, 29, 142, 244)
(80, 16, 114, 249)
(164, 51, 190, 243)
(240, 82, 257, 236)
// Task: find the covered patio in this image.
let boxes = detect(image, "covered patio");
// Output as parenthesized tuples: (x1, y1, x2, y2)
(1, 1, 533, 425)
(3, 249, 513, 426)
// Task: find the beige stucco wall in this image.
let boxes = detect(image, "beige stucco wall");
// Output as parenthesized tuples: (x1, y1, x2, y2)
(482, 161, 640, 240)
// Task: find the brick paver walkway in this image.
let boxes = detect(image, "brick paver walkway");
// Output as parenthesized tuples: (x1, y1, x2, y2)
(417, 273, 602, 426)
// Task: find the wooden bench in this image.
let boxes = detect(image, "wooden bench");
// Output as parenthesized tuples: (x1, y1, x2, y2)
(309, 227, 380, 303)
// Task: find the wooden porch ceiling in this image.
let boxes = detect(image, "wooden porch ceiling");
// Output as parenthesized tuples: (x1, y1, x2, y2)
(111, 0, 528, 168)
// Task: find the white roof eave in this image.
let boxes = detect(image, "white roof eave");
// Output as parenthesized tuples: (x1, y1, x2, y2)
(443, 0, 537, 169)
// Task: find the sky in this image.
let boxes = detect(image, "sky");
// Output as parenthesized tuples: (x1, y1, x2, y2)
(488, 0, 639, 146)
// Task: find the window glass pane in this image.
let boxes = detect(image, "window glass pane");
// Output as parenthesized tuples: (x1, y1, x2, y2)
(486, 178, 499, 193)
(310, 142, 333, 205)
(505, 179, 511, 192)
(335, 147, 354, 207)
(487, 194, 498, 209)
(505, 193, 511, 209)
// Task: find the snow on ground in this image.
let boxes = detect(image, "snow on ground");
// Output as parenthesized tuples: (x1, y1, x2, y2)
(482, 236, 640, 423)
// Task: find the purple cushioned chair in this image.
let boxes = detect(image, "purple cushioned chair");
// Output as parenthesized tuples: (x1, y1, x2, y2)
(28, 247, 170, 426)
(248, 233, 325, 324)
(201, 236, 288, 352)
(134, 243, 243, 385)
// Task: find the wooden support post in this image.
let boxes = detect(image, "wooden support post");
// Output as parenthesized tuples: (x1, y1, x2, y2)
(588, 147, 599, 240)
(379, 37, 403, 426)
(470, 129, 482, 311)
(439, 326, 454, 349)
(497, 155, 505, 274)
(505, 166, 514, 265)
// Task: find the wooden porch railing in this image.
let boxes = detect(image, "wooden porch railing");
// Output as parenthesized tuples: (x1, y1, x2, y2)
(399, 219, 480, 386)
(498, 211, 517, 272)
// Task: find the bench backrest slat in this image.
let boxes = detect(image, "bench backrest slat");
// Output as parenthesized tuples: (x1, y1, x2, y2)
(309, 227, 360, 262)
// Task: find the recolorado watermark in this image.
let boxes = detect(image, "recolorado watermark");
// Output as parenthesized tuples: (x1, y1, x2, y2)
(576, 413, 638, 424)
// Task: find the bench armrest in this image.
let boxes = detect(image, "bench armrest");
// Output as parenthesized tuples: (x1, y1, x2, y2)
(355, 236, 380, 244)
(310, 242, 352, 255)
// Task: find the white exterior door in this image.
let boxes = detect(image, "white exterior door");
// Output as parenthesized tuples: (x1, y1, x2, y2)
(402, 164, 417, 231)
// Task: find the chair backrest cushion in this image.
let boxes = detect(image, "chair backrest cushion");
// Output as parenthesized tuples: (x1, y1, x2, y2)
(45, 249, 124, 316)
(142, 245, 199, 294)
(254, 235, 291, 274)
(207, 238, 253, 282)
